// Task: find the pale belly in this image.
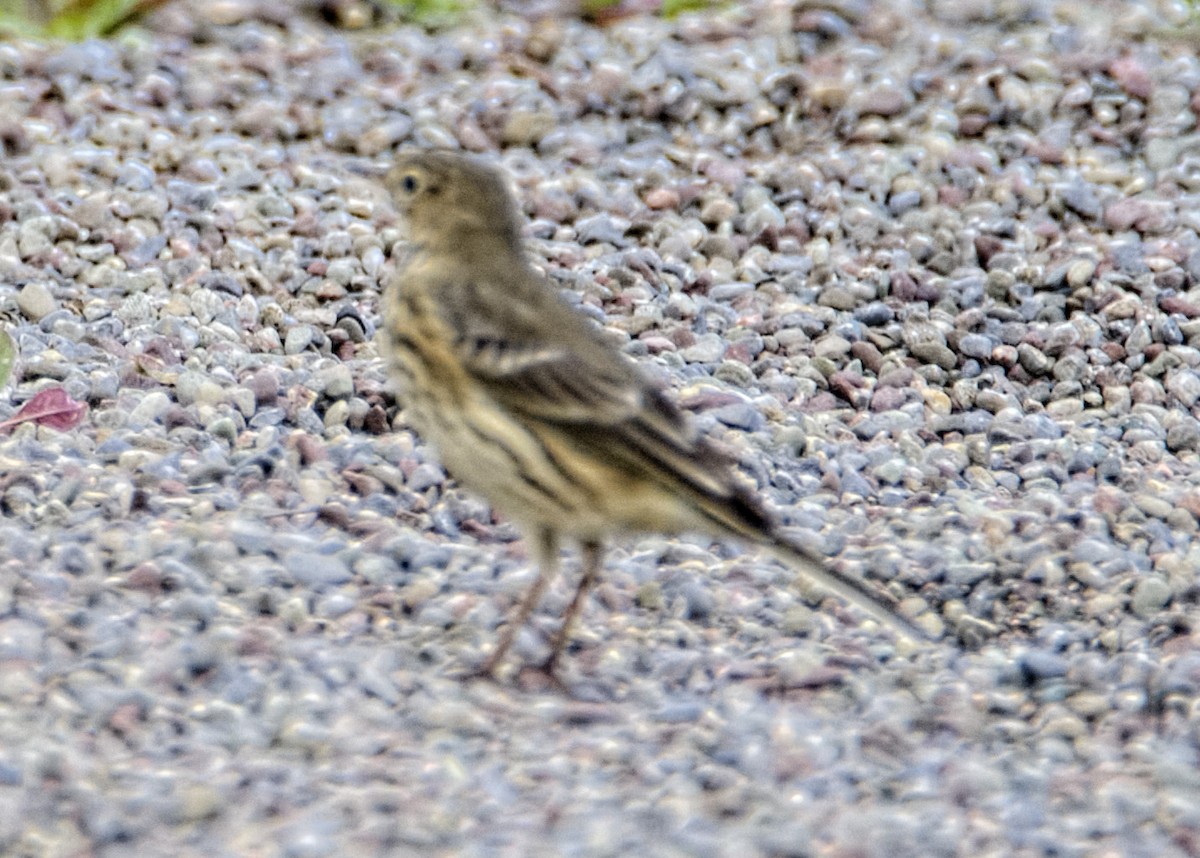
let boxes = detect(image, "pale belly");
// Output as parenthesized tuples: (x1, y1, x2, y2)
(381, 277, 695, 541)
(398, 373, 692, 541)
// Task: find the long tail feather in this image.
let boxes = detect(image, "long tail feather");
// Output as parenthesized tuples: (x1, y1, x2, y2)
(763, 534, 931, 641)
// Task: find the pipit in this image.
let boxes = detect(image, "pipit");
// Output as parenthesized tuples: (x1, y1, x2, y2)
(379, 150, 925, 677)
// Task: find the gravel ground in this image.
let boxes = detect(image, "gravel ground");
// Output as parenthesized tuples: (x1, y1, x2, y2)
(2, 0, 1200, 855)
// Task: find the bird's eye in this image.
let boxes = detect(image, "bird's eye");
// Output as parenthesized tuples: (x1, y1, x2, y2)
(401, 174, 419, 193)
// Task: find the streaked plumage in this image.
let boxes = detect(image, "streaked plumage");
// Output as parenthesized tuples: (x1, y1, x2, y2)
(379, 150, 924, 677)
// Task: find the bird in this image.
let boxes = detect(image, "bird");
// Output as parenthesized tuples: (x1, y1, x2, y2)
(377, 149, 926, 678)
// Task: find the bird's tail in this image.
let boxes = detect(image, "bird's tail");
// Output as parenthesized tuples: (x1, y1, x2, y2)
(674, 452, 931, 641)
(761, 532, 931, 641)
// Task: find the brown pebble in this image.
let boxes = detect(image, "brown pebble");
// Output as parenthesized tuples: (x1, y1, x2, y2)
(974, 235, 1004, 267)
(1178, 492, 1200, 521)
(800, 391, 840, 412)
(159, 479, 188, 496)
(850, 340, 883, 374)
(991, 345, 1018, 368)
(878, 366, 914, 388)
(870, 386, 908, 412)
(363, 404, 389, 435)
(1101, 341, 1126, 361)
(342, 469, 382, 496)
(1108, 54, 1153, 100)
(1160, 295, 1200, 318)
(828, 370, 866, 403)
(317, 503, 352, 528)
(643, 187, 680, 210)
(246, 369, 280, 404)
(125, 562, 163, 593)
(291, 432, 327, 465)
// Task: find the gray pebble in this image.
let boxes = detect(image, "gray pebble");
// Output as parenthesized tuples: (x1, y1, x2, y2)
(853, 301, 894, 326)
(284, 325, 316, 355)
(16, 282, 55, 321)
(314, 364, 354, 400)
(1131, 576, 1172, 618)
(910, 340, 957, 370)
(1166, 369, 1200, 407)
(129, 391, 172, 425)
(1017, 343, 1053, 375)
(712, 403, 763, 431)
(283, 551, 353, 588)
(958, 333, 993, 359)
(408, 462, 446, 492)
(0, 8, 1195, 858)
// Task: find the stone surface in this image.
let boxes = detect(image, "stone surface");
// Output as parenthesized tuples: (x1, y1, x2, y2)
(0, 1, 1195, 856)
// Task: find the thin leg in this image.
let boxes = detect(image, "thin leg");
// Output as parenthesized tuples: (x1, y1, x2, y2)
(478, 528, 560, 676)
(540, 540, 603, 675)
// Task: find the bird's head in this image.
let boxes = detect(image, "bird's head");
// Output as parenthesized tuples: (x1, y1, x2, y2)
(386, 150, 523, 252)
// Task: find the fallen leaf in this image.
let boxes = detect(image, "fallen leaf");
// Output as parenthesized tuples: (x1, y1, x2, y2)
(0, 387, 88, 433)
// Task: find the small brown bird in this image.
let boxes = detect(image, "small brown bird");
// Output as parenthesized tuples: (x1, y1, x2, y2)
(379, 150, 924, 678)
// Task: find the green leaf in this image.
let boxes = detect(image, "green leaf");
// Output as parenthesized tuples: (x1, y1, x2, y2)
(580, 0, 620, 15)
(0, 0, 156, 40)
(381, 0, 471, 26)
(0, 328, 14, 390)
(579, 0, 718, 21)
(45, 0, 144, 39)
(0, 1, 46, 38)
(662, 0, 715, 16)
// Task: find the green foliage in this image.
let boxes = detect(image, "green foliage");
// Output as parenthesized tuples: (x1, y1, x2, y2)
(0, 0, 152, 40)
(0, 329, 13, 390)
(0, 0, 722, 38)
(661, 0, 716, 16)
(45, 0, 144, 38)
(382, 0, 471, 26)
(583, 0, 718, 18)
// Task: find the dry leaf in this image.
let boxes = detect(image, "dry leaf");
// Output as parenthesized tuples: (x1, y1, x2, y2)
(0, 387, 88, 433)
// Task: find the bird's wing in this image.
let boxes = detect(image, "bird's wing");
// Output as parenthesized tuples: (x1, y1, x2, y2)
(433, 268, 756, 510)
(436, 269, 650, 424)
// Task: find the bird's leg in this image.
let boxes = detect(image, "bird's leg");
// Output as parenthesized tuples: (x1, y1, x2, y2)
(478, 528, 560, 677)
(539, 540, 603, 676)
